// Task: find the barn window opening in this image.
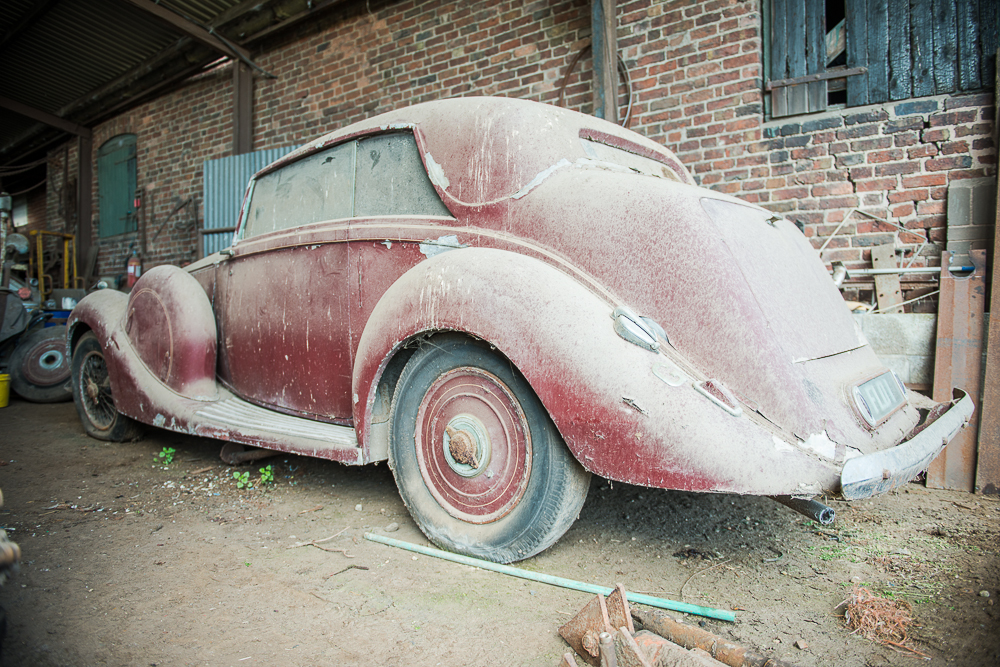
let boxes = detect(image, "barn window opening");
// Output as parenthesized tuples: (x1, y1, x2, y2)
(767, 0, 999, 119)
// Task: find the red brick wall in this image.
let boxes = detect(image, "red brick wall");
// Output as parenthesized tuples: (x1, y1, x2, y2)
(43, 0, 995, 299)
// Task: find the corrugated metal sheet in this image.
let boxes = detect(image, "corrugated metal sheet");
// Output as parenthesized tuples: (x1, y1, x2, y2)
(202, 146, 294, 255)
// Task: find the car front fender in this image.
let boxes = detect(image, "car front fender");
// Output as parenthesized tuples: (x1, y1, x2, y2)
(353, 247, 841, 496)
(69, 266, 218, 403)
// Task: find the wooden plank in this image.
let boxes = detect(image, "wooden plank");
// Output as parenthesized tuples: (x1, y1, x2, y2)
(787, 0, 808, 115)
(805, 0, 827, 112)
(887, 0, 911, 100)
(871, 243, 903, 313)
(911, 0, 935, 96)
(866, 0, 890, 103)
(977, 90, 1000, 494)
(928, 250, 987, 492)
(932, 0, 957, 93)
(980, 0, 999, 90)
(846, 0, 869, 106)
(957, 0, 981, 90)
(770, 0, 789, 117)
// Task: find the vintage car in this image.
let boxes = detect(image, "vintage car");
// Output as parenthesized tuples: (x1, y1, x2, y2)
(68, 97, 973, 563)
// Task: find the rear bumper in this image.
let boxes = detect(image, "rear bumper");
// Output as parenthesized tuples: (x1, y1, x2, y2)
(840, 389, 974, 500)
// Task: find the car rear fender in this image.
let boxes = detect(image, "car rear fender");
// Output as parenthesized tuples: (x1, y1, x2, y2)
(352, 248, 840, 496)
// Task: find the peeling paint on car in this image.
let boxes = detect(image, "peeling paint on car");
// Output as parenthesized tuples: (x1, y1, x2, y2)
(424, 152, 450, 189)
(419, 235, 466, 258)
(800, 431, 838, 460)
(511, 158, 571, 199)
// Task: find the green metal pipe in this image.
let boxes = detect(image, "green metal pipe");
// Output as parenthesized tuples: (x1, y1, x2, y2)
(364, 532, 736, 622)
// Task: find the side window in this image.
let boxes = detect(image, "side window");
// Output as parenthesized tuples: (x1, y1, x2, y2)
(767, 0, 998, 118)
(354, 133, 451, 217)
(243, 141, 356, 238)
(97, 134, 137, 238)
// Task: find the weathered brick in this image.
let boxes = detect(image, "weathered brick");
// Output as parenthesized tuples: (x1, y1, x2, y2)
(925, 155, 974, 171)
(875, 162, 919, 176)
(855, 177, 898, 192)
(894, 100, 939, 116)
(845, 110, 888, 125)
(885, 117, 924, 133)
(812, 182, 854, 196)
(800, 116, 843, 133)
(888, 189, 928, 203)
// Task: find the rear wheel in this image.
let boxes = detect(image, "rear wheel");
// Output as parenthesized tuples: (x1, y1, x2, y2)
(71, 331, 142, 441)
(389, 334, 590, 563)
(8, 325, 72, 403)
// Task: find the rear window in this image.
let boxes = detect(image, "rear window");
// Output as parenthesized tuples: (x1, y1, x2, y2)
(241, 132, 450, 239)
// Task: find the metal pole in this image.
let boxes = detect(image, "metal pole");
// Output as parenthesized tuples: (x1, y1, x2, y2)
(364, 533, 736, 622)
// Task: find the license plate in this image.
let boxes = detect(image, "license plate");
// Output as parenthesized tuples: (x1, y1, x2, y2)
(853, 371, 906, 426)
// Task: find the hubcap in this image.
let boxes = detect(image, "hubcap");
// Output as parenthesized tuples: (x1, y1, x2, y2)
(443, 415, 490, 477)
(23, 338, 70, 386)
(415, 367, 532, 524)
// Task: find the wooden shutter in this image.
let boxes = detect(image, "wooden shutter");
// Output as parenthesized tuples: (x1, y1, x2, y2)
(97, 135, 137, 238)
(770, 0, 827, 118)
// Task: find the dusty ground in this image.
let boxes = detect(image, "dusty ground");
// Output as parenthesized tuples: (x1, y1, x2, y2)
(0, 398, 997, 667)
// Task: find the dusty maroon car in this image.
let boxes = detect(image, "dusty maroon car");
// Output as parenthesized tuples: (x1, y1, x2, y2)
(68, 97, 973, 563)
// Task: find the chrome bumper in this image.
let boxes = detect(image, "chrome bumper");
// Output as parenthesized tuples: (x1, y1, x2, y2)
(840, 389, 975, 500)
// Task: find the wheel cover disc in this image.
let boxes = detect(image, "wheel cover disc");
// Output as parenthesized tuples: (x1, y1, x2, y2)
(415, 367, 532, 524)
(22, 336, 70, 386)
(79, 350, 117, 431)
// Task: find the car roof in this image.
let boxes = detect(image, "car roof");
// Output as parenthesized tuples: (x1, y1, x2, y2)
(261, 96, 693, 204)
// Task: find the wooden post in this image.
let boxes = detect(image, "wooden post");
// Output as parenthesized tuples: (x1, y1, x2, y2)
(927, 250, 987, 492)
(591, 0, 617, 124)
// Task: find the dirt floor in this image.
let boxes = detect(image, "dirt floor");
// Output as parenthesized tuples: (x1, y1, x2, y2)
(0, 398, 997, 667)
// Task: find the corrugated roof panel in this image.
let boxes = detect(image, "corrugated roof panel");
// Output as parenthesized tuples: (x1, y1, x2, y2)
(3, 0, 181, 114)
(202, 146, 296, 254)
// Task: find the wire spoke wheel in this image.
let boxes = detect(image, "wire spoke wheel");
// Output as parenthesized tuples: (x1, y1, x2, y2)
(71, 331, 142, 442)
(79, 349, 117, 430)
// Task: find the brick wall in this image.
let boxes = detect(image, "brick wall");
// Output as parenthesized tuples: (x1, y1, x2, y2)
(43, 0, 995, 303)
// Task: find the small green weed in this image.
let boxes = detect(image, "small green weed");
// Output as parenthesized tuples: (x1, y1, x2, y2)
(233, 471, 250, 489)
(157, 447, 176, 466)
(259, 464, 275, 485)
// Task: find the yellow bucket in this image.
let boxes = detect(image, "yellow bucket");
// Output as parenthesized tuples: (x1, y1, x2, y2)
(0, 373, 9, 408)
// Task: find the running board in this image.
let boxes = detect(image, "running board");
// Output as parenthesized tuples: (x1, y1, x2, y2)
(193, 396, 362, 464)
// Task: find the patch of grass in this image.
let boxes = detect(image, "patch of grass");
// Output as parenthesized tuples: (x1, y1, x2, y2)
(157, 447, 176, 466)
(233, 471, 250, 489)
(259, 465, 274, 485)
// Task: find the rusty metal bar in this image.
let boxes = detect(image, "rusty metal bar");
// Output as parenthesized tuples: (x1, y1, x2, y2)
(765, 66, 868, 90)
(364, 533, 736, 621)
(927, 250, 987, 491)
